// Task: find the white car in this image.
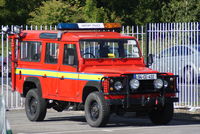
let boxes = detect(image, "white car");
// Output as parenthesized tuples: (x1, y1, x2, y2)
(151, 45, 200, 83)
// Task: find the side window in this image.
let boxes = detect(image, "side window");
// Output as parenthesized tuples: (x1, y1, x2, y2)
(160, 47, 176, 57)
(177, 46, 193, 56)
(63, 44, 77, 66)
(45, 43, 59, 64)
(20, 41, 42, 62)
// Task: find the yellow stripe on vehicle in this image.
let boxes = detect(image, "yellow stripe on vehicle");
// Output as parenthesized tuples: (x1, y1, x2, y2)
(79, 73, 103, 81)
(15, 68, 103, 81)
(58, 72, 79, 79)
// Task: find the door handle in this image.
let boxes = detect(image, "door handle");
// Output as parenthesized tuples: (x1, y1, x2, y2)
(60, 76, 64, 80)
(43, 74, 47, 78)
(19, 70, 22, 80)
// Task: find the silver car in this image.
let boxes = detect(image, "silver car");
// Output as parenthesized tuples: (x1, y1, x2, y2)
(151, 45, 200, 83)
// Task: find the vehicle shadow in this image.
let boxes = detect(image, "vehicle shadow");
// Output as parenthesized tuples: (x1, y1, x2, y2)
(45, 115, 86, 123)
(44, 112, 200, 127)
(173, 112, 200, 122)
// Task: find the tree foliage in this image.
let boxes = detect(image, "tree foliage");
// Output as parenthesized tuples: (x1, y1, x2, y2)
(0, 0, 200, 25)
(161, 0, 200, 22)
(28, 0, 79, 25)
(82, 0, 106, 22)
(0, 0, 44, 25)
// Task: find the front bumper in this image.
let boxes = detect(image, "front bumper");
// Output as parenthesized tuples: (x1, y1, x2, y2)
(105, 95, 178, 107)
(101, 74, 179, 107)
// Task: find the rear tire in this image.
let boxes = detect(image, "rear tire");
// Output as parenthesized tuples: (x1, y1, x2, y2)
(25, 89, 47, 121)
(148, 103, 174, 125)
(85, 91, 110, 127)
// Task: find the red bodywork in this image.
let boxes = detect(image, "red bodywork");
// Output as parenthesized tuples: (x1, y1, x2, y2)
(9, 30, 177, 103)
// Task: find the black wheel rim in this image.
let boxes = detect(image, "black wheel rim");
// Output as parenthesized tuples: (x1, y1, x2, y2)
(29, 97, 38, 115)
(90, 101, 100, 121)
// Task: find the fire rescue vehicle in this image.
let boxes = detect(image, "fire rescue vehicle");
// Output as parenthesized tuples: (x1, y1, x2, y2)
(4, 23, 178, 127)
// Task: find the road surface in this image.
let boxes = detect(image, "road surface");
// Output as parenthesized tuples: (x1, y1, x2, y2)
(7, 109, 200, 134)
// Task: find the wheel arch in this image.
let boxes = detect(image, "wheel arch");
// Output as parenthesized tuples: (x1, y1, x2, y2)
(82, 81, 101, 104)
(22, 77, 42, 97)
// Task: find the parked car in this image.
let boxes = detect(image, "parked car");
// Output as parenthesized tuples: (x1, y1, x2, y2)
(152, 45, 200, 83)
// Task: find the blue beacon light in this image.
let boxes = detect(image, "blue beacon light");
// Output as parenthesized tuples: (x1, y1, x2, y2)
(57, 23, 79, 30)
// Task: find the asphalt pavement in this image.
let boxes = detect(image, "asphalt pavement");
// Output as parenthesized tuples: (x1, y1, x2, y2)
(6, 109, 200, 134)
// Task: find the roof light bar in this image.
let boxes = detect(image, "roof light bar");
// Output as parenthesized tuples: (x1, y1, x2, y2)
(57, 23, 121, 30)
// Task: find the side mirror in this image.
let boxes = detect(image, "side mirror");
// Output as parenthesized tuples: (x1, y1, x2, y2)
(147, 54, 153, 67)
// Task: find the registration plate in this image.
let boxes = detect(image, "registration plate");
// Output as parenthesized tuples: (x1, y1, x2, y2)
(134, 74, 157, 80)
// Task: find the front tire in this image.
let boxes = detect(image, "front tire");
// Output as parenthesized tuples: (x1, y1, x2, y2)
(25, 89, 47, 121)
(85, 92, 110, 127)
(148, 103, 174, 125)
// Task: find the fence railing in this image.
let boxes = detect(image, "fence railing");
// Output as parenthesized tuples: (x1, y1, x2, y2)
(1, 23, 200, 110)
(147, 22, 200, 108)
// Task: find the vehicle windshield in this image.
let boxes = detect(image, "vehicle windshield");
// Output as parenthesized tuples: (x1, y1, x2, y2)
(80, 39, 140, 59)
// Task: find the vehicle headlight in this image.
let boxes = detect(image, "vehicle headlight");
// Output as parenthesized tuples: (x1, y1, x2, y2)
(163, 80, 168, 88)
(154, 79, 163, 89)
(114, 81, 123, 91)
(130, 79, 140, 90)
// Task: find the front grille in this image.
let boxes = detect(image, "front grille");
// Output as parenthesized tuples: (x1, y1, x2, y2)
(125, 74, 156, 93)
(138, 80, 155, 92)
(103, 74, 178, 95)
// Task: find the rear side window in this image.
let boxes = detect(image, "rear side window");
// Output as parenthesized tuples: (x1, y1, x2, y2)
(20, 41, 42, 62)
(45, 43, 59, 64)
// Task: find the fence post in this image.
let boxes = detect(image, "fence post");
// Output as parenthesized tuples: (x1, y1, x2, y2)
(146, 23, 150, 67)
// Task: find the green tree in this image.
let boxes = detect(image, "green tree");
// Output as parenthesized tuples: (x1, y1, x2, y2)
(96, 0, 164, 25)
(161, 0, 200, 22)
(97, 0, 136, 25)
(27, 0, 81, 25)
(82, 0, 106, 22)
(1, 0, 200, 26)
(0, 0, 44, 25)
(132, 0, 163, 25)
(0, 0, 5, 6)
(0, 0, 9, 25)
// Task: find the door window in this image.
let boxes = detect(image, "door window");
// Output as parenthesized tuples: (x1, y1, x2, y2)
(63, 44, 77, 66)
(20, 41, 42, 62)
(45, 43, 59, 64)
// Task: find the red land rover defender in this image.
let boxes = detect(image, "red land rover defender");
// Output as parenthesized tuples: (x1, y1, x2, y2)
(7, 23, 178, 127)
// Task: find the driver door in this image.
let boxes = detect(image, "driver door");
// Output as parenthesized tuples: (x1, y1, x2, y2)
(58, 43, 78, 100)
